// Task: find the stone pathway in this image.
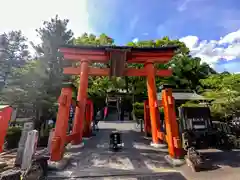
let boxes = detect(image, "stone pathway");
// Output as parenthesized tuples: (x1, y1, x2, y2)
(48, 121, 240, 180)
(48, 121, 184, 179)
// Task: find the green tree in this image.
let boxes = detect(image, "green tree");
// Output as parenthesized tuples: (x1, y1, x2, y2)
(73, 33, 114, 46)
(31, 15, 74, 100)
(126, 37, 215, 95)
(1, 60, 54, 121)
(127, 36, 190, 54)
(201, 74, 240, 121)
(0, 31, 30, 88)
(73, 33, 116, 97)
(168, 55, 216, 91)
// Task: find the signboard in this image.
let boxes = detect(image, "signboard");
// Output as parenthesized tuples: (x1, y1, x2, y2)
(178, 107, 211, 131)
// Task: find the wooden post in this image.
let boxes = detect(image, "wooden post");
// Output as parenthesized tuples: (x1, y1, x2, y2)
(140, 119, 143, 132)
(162, 88, 182, 158)
(144, 62, 160, 145)
(143, 100, 151, 136)
(88, 100, 94, 135)
(83, 99, 93, 137)
(50, 86, 72, 161)
(72, 60, 89, 144)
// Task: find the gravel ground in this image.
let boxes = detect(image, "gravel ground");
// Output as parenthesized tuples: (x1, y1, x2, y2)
(48, 121, 240, 180)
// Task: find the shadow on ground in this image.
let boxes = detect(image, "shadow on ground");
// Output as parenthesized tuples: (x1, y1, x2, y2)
(200, 149, 240, 168)
(48, 121, 240, 179)
(48, 126, 187, 179)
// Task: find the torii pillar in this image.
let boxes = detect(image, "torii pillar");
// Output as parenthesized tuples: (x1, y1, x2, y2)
(145, 62, 160, 145)
(72, 60, 89, 145)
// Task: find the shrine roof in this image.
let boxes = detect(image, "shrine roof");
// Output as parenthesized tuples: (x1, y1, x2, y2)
(157, 92, 212, 101)
(60, 45, 178, 52)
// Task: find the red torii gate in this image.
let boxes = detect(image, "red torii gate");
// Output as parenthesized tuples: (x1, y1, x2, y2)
(50, 45, 182, 161)
(0, 105, 13, 153)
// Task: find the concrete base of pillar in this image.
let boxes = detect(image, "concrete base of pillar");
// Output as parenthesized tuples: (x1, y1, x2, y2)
(164, 155, 185, 167)
(71, 142, 85, 148)
(83, 137, 92, 140)
(67, 142, 84, 150)
(150, 142, 167, 148)
(48, 154, 72, 170)
(143, 136, 152, 140)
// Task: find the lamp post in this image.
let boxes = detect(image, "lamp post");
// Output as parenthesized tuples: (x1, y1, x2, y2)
(0, 34, 8, 90)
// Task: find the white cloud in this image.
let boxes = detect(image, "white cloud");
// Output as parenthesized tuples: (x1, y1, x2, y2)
(218, 29, 240, 44)
(129, 16, 139, 32)
(132, 38, 139, 43)
(177, 0, 192, 12)
(142, 32, 149, 36)
(180, 29, 240, 66)
(179, 35, 199, 49)
(0, 0, 93, 45)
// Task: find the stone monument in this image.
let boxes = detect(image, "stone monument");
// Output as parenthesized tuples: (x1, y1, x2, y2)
(21, 130, 39, 170)
(15, 122, 34, 167)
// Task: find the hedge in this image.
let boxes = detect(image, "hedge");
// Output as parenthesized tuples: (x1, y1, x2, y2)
(133, 102, 165, 120)
(5, 124, 53, 149)
(5, 126, 22, 149)
(133, 102, 144, 119)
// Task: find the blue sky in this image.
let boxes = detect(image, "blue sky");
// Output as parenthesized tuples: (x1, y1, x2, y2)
(88, 0, 240, 43)
(0, 0, 239, 73)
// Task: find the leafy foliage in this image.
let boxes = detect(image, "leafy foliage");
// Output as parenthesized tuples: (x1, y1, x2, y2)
(168, 55, 216, 91)
(133, 102, 144, 119)
(0, 14, 238, 126)
(1, 15, 73, 123)
(73, 33, 119, 97)
(32, 15, 74, 97)
(200, 74, 240, 121)
(73, 33, 114, 46)
(5, 126, 22, 149)
(0, 31, 30, 88)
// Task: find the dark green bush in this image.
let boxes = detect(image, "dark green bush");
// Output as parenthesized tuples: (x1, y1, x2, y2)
(133, 102, 165, 120)
(181, 101, 206, 107)
(38, 136, 49, 147)
(90, 96, 106, 110)
(159, 107, 165, 120)
(133, 102, 144, 119)
(5, 126, 22, 149)
(38, 125, 53, 147)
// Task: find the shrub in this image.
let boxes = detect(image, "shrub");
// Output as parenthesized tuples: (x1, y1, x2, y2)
(5, 126, 22, 149)
(181, 101, 207, 107)
(133, 102, 144, 119)
(38, 125, 53, 147)
(159, 107, 165, 120)
(133, 102, 166, 120)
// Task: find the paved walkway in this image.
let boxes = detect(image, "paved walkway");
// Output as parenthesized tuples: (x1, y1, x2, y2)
(48, 121, 240, 180)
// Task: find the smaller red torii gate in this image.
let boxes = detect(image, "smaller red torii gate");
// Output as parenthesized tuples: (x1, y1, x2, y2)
(0, 105, 13, 153)
(50, 45, 183, 161)
(50, 83, 94, 161)
(144, 87, 182, 158)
